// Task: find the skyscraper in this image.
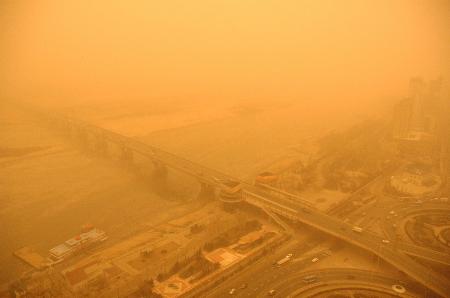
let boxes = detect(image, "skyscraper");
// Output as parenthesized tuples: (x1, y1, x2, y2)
(392, 77, 442, 142)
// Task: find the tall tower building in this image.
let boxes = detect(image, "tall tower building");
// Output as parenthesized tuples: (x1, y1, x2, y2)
(392, 77, 441, 142)
(409, 77, 426, 134)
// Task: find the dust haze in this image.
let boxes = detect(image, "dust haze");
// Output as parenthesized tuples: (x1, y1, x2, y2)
(1, 1, 449, 297)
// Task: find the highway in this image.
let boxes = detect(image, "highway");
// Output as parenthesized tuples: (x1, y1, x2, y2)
(203, 235, 332, 297)
(243, 190, 450, 297)
(37, 111, 450, 297)
(204, 236, 431, 298)
(334, 190, 450, 266)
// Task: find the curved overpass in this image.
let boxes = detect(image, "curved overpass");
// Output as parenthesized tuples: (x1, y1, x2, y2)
(244, 191, 450, 297)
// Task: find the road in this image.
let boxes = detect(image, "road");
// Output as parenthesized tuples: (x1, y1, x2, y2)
(381, 203, 450, 253)
(204, 236, 432, 298)
(244, 190, 450, 297)
(204, 234, 331, 297)
(340, 188, 450, 266)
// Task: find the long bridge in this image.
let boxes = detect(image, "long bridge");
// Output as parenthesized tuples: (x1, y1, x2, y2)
(32, 108, 450, 297)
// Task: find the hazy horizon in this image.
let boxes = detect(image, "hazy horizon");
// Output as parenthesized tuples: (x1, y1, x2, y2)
(1, 0, 449, 110)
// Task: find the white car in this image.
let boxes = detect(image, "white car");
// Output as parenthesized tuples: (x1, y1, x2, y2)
(352, 226, 363, 233)
(311, 257, 319, 263)
(382, 239, 390, 244)
(286, 253, 293, 258)
(229, 288, 236, 295)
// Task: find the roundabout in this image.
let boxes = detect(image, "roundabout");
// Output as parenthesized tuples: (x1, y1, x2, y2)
(253, 269, 431, 298)
(381, 202, 450, 253)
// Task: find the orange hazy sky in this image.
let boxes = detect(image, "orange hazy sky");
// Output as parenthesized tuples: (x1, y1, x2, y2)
(1, 0, 449, 106)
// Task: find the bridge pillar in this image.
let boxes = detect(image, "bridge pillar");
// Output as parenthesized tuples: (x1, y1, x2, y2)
(58, 119, 70, 136)
(120, 146, 134, 166)
(218, 180, 244, 212)
(92, 133, 108, 157)
(198, 182, 215, 200)
(67, 122, 77, 140)
(151, 161, 168, 191)
(74, 127, 89, 151)
(52, 118, 66, 137)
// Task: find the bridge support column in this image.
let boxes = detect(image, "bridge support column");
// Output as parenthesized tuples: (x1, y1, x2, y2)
(218, 180, 244, 212)
(67, 122, 77, 140)
(74, 127, 89, 151)
(152, 161, 168, 192)
(198, 182, 215, 200)
(58, 119, 70, 137)
(120, 146, 134, 166)
(93, 133, 108, 157)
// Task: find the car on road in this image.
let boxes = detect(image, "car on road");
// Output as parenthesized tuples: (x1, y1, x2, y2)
(229, 288, 236, 295)
(286, 253, 293, 258)
(268, 289, 277, 296)
(311, 257, 319, 263)
(276, 255, 292, 266)
(240, 283, 247, 289)
(302, 275, 317, 283)
(382, 239, 390, 244)
(351, 226, 363, 233)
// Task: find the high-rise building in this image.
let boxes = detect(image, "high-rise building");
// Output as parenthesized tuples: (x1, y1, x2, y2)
(392, 98, 414, 140)
(392, 77, 442, 142)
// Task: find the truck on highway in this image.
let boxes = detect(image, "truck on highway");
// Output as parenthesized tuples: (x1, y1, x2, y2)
(276, 255, 291, 266)
(351, 226, 363, 233)
(302, 275, 317, 283)
(255, 171, 278, 185)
